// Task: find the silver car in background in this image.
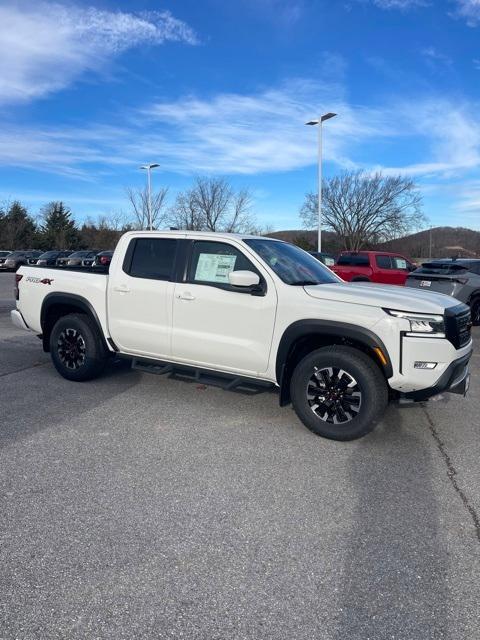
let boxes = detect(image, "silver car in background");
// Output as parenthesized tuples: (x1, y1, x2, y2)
(406, 258, 480, 324)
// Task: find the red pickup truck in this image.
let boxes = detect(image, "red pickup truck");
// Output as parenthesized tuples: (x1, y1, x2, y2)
(331, 251, 416, 286)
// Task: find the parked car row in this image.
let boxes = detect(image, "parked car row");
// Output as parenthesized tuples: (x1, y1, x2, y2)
(0, 249, 113, 271)
(0, 250, 43, 271)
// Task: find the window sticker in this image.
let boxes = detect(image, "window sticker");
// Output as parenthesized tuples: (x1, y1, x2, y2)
(393, 258, 407, 270)
(195, 253, 237, 283)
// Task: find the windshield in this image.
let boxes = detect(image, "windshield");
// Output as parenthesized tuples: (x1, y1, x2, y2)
(244, 239, 341, 285)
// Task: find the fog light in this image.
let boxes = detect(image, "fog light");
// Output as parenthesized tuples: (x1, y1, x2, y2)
(414, 361, 437, 369)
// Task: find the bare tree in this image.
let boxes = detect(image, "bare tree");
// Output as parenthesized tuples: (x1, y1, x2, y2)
(169, 188, 204, 231)
(224, 189, 254, 233)
(126, 186, 169, 230)
(300, 170, 425, 251)
(169, 177, 257, 233)
(194, 177, 232, 231)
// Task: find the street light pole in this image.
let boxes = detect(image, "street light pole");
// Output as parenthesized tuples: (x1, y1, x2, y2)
(306, 113, 337, 252)
(140, 163, 160, 230)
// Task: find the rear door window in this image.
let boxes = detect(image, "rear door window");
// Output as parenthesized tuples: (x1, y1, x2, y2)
(337, 254, 370, 266)
(127, 238, 178, 280)
(376, 255, 392, 269)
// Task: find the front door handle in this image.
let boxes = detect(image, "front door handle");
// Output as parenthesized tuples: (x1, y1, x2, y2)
(176, 292, 196, 301)
(113, 284, 131, 293)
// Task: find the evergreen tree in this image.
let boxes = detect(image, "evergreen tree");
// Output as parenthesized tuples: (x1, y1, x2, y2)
(40, 201, 80, 249)
(0, 201, 37, 249)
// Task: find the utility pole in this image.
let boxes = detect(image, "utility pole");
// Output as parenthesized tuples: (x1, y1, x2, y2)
(305, 113, 337, 252)
(140, 163, 160, 230)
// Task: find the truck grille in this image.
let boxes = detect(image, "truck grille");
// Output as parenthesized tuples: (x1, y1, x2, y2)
(445, 305, 472, 349)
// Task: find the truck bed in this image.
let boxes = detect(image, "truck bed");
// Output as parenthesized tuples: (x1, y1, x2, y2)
(17, 265, 109, 336)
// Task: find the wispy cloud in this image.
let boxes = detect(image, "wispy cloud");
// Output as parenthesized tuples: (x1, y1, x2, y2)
(242, 0, 305, 24)
(0, 2, 198, 105)
(370, 0, 429, 10)
(453, 0, 480, 26)
(377, 99, 480, 177)
(421, 46, 453, 69)
(1, 80, 479, 184)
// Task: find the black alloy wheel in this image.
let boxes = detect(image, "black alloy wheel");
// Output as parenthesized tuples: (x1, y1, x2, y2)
(306, 366, 362, 424)
(57, 327, 87, 370)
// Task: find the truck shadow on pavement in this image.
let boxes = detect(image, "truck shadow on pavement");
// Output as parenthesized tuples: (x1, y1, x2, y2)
(333, 406, 448, 639)
(0, 359, 141, 449)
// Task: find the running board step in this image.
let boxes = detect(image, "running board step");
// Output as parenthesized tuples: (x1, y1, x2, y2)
(131, 359, 274, 395)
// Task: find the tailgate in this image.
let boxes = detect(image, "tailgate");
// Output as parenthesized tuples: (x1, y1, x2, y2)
(406, 273, 462, 297)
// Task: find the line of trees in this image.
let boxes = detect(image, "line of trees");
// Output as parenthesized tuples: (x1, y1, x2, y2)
(0, 201, 129, 251)
(0, 177, 266, 251)
(0, 171, 427, 252)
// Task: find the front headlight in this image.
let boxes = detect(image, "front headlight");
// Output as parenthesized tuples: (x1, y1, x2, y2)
(384, 309, 445, 337)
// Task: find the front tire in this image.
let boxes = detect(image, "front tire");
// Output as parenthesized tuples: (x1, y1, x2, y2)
(290, 345, 388, 441)
(50, 313, 108, 381)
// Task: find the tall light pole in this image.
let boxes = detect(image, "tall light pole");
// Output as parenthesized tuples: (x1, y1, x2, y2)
(305, 113, 337, 252)
(140, 163, 160, 230)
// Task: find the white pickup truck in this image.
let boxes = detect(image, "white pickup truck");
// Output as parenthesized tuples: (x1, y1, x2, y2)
(12, 231, 473, 440)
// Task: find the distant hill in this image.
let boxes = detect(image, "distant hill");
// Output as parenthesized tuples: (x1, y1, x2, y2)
(374, 227, 480, 259)
(268, 226, 480, 259)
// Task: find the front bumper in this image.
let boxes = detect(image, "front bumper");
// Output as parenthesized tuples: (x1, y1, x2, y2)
(11, 309, 30, 331)
(402, 351, 472, 401)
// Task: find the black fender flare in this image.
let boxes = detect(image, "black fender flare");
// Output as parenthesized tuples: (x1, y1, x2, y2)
(275, 319, 393, 405)
(40, 292, 113, 352)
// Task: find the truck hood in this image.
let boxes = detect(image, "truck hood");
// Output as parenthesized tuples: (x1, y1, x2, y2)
(304, 281, 459, 314)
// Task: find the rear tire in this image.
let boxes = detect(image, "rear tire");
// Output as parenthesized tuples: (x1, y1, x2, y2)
(351, 276, 370, 282)
(290, 345, 388, 441)
(470, 296, 480, 326)
(50, 313, 108, 381)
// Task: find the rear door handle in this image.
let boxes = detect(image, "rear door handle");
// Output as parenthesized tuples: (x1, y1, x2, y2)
(113, 285, 131, 293)
(176, 292, 196, 301)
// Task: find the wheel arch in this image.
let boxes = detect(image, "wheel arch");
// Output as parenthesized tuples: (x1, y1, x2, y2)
(276, 320, 393, 406)
(468, 290, 480, 324)
(40, 293, 111, 353)
(468, 289, 480, 304)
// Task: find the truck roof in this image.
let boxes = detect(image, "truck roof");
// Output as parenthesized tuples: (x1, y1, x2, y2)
(120, 229, 282, 242)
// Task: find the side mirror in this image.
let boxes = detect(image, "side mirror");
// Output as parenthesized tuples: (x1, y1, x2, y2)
(228, 270, 260, 288)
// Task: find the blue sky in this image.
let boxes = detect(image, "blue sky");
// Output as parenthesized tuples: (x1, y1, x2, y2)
(1, 0, 480, 230)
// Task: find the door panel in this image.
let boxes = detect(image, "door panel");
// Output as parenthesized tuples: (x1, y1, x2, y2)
(107, 237, 177, 358)
(171, 240, 277, 374)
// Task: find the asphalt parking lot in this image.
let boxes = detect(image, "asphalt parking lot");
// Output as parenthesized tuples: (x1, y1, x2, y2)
(1, 272, 480, 639)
